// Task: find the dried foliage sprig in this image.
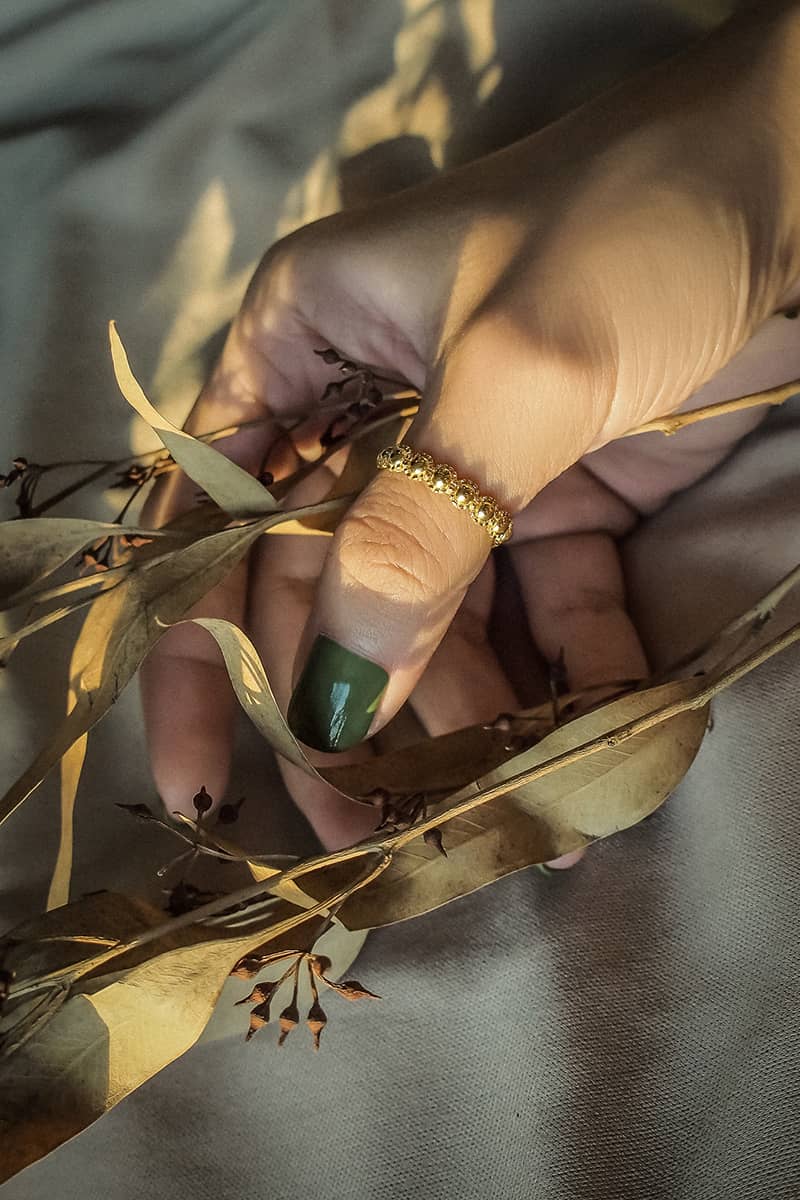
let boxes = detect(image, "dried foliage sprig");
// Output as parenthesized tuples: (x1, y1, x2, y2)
(0, 323, 798, 1183)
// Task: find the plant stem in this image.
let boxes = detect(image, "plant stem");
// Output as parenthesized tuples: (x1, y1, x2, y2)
(621, 377, 799, 438)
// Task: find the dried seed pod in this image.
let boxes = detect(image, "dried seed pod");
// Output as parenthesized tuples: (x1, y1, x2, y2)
(235, 979, 279, 1007)
(326, 978, 381, 1002)
(245, 999, 272, 1042)
(217, 796, 246, 825)
(306, 999, 327, 1051)
(257, 469, 274, 486)
(278, 1000, 300, 1046)
(230, 956, 266, 980)
(423, 827, 447, 858)
(192, 785, 213, 815)
(309, 954, 332, 978)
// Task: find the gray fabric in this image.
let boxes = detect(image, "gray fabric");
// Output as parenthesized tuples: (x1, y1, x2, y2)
(2, 1, 799, 1196)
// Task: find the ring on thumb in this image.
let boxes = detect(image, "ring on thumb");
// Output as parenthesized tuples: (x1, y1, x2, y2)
(286, 439, 512, 752)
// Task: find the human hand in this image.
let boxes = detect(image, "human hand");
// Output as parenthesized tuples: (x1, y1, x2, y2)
(141, 3, 800, 851)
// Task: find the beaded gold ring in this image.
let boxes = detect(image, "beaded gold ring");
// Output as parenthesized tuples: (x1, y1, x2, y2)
(376, 442, 513, 547)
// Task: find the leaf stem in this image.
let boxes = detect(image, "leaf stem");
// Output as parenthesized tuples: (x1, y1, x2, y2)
(620, 377, 799, 438)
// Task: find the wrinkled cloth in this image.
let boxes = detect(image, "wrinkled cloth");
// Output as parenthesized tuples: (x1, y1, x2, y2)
(1, 2, 799, 1197)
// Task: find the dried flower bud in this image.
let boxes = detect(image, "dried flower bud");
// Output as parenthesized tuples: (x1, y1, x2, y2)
(315, 347, 341, 365)
(12, 457, 28, 471)
(332, 979, 381, 1002)
(192, 785, 213, 815)
(235, 979, 279, 1007)
(784, 307, 799, 319)
(278, 999, 300, 1046)
(218, 796, 246, 824)
(491, 713, 513, 732)
(339, 360, 357, 374)
(423, 827, 447, 858)
(306, 999, 327, 1051)
(230, 956, 266, 980)
(309, 955, 332, 978)
(258, 469, 274, 487)
(245, 999, 272, 1041)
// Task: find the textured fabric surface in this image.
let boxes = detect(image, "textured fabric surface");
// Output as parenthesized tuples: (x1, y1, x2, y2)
(1, 2, 799, 1197)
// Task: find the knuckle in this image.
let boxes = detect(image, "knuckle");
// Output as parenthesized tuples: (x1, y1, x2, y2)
(335, 490, 459, 608)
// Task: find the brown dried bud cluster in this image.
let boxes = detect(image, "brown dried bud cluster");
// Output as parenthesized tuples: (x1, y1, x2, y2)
(234, 952, 380, 1051)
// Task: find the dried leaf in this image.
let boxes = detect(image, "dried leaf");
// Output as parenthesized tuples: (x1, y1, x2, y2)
(321, 711, 552, 801)
(0, 517, 174, 610)
(0, 520, 265, 830)
(312, 680, 709, 930)
(181, 617, 315, 774)
(0, 891, 323, 1182)
(45, 679, 86, 912)
(109, 321, 277, 518)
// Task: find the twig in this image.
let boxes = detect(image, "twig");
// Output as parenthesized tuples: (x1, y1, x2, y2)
(621, 377, 799, 439)
(10, 847, 391, 997)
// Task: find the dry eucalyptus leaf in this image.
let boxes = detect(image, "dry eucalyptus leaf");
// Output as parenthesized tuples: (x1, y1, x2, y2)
(0, 891, 326, 1182)
(0, 498, 344, 830)
(109, 321, 277, 518)
(304, 679, 708, 930)
(0, 517, 174, 610)
(321, 710, 553, 801)
(180, 617, 315, 774)
(0, 520, 266, 830)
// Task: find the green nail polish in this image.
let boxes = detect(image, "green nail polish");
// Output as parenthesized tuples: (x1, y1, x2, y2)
(287, 635, 389, 752)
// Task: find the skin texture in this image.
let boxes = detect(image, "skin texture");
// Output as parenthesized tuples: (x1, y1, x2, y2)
(141, 3, 800, 856)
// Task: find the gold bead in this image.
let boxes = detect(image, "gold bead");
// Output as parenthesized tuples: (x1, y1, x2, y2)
(453, 481, 478, 510)
(431, 465, 456, 494)
(408, 452, 434, 482)
(385, 445, 409, 471)
(473, 498, 497, 527)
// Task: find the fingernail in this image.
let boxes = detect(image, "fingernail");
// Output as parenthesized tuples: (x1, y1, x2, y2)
(287, 635, 389, 752)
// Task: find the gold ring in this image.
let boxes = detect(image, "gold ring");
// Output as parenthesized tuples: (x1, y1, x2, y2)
(376, 442, 513, 547)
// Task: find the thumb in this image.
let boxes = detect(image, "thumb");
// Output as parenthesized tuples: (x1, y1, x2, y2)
(286, 335, 603, 752)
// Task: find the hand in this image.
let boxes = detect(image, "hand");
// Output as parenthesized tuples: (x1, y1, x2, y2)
(141, 3, 800, 851)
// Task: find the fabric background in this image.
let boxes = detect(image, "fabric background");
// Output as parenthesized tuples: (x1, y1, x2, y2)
(1, 2, 798, 1197)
